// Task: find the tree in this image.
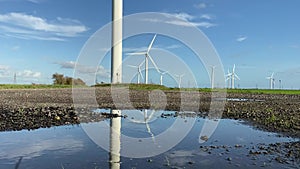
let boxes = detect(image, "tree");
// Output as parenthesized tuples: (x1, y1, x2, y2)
(52, 73, 86, 86)
(52, 73, 64, 85)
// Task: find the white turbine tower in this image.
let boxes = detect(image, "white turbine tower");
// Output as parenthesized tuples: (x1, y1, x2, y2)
(226, 64, 240, 89)
(266, 72, 275, 89)
(127, 61, 144, 84)
(159, 71, 168, 86)
(175, 74, 185, 88)
(210, 65, 216, 89)
(225, 69, 230, 88)
(111, 0, 123, 84)
(128, 34, 157, 84)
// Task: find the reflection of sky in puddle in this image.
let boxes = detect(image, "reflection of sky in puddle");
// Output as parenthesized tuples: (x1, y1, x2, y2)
(0, 110, 297, 169)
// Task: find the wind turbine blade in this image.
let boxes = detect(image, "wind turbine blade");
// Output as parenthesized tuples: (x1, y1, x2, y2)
(127, 52, 146, 56)
(235, 74, 240, 80)
(127, 65, 138, 68)
(233, 64, 236, 72)
(148, 53, 160, 73)
(138, 60, 145, 67)
(147, 34, 157, 53)
(162, 71, 168, 75)
(139, 71, 144, 81)
(271, 72, 274, 78)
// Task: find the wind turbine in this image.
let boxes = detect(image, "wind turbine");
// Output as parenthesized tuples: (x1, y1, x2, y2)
(225, 69, 230, 88)
(159, 71, 168, 86)
(210, 65, 216, 89)
(266, 72, 275, 89)
(175, 74, 185, 88)
(226, 64, 240, 89)
(128, 34, 158, 84)
(127, 61, 144, 84)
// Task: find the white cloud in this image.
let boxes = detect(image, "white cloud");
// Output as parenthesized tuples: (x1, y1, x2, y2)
(11, 45, 20, 51)
(55, 61, 110, 78)
(0, 12, 88, 41)
(0, 65, 9, 70)
(194, 3, 207, 9)
(236, 36, 248, 42)
(56, 61, 77, 69)
(166, 20, 216, 28)
(290, 44, 300, 49)
(0, 137, 83, 160)
(173, 13, 195, 21)
(200, 14, 215, 20)
(143, 12, 217, 28)
(17, 70, 41, 78)
(26, 0, 45, 3)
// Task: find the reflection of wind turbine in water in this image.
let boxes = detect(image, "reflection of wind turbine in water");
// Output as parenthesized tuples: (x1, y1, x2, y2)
(130, 109, 156, 142)
(127, 61, 144, 84)
(127, 34, 158, 84)
(175, 74, 184, 88)
(109, 110, 121, 169)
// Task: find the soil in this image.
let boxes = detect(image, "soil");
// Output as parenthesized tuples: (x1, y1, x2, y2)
(0, 87, 299, 136)
(0, 87, 299, 163)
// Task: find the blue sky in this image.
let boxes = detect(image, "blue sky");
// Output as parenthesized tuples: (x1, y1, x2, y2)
(0, 0, 299, 89)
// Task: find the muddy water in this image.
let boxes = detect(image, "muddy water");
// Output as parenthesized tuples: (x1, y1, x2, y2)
(0, 110, 298, 169)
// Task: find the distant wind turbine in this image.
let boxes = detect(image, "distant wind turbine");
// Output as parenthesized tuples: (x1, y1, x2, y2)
(266, 72, 275, 89)
(175, 74, 185, 88)
(210, 65, 216, 89)
(159, 71, 168, 86)
(127, 61, 144, 84)
(14, 73, 17, 84)
(226, 64, 240, 89)
(128, 34, 158, 84)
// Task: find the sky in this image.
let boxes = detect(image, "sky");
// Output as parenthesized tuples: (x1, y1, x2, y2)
(0, 0, 299, 89)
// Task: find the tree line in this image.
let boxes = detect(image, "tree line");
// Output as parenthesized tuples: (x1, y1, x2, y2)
(52, 73, 86, 85)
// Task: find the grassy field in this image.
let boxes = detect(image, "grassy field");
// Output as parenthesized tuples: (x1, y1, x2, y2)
(94, 83, 300, 95)
(0, 84, 73, 89)
(1, 83, 299, 95)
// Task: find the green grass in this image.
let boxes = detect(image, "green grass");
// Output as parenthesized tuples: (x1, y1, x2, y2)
(225, 88, 300, 95)
(95, 83, 300, 94)
(0, 84, 74, 89)
(1, 83, 299, 95)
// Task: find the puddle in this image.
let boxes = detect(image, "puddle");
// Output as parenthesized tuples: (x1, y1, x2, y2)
(0, 109, 298, 169)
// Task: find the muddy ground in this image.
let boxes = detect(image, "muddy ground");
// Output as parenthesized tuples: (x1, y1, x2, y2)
(0, 87, 299, 137)
(0, 87, 299, 164)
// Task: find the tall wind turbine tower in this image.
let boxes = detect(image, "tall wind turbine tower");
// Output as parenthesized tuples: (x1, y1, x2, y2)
(14, 73, 17, 84)
(210, 65, 216, 89)
(111, 0, 123, 84)
(175, 74, 185, 88)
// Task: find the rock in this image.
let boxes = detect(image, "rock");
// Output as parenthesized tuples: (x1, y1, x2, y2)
(200, 135, 209, 142)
